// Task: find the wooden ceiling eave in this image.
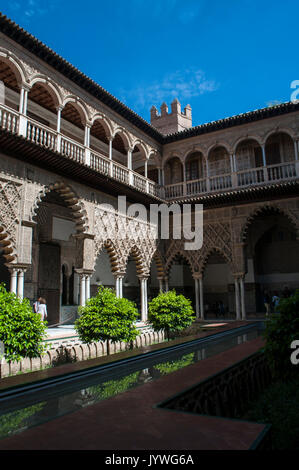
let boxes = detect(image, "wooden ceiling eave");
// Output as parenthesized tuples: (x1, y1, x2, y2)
(0, 129, 164, 206)
(172, 181, 299, 208)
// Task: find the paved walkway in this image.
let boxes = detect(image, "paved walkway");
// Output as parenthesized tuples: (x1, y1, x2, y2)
(0, 332, 266, 450)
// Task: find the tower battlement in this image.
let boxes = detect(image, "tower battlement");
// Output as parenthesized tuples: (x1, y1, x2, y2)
(150, 99, 192, 135)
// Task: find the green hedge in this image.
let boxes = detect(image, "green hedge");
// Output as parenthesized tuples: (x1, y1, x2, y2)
(148, 290, 195, 341)
(263, 289, 299, 380)
(75, 286, 139, 352)
(242, 377, 299, 450)
(0, 285, 47, 362)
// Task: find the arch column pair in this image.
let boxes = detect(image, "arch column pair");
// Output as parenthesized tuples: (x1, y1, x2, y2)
(75, 269, 93, 307)
(139, 276, 148, 323)
(157, 277, 169, 292)
(193, 272, 204, 321)
(6, 264, 28, 300)
(233, 274, 246, 320)
(114, 273, 124, 298)
(18, 84, 30, 137)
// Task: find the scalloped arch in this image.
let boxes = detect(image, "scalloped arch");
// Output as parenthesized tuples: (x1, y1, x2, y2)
(199, 246, 233, 275)
(240, 204, 299, 243)
(165, 248, 195, 276)
(31, 181, 89, 234)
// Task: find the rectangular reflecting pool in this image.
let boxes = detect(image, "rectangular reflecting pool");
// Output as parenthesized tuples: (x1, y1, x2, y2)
(0, 323, 264, 440)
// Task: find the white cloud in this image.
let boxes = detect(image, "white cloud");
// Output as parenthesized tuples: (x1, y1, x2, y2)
(7, 0, 57, 21)
(119, 68, 218, 113)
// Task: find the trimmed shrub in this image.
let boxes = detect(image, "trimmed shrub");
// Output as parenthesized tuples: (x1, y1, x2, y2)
(263, 289, 299, 380)
(148, 290, 195, 341)
(0, 284, 47, 362)
(74, 286, 139, 353)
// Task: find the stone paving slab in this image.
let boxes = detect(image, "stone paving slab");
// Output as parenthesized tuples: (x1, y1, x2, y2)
(0, 335, 266, 450)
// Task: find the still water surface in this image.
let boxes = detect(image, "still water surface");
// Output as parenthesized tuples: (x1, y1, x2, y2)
(0, 324, 263, 440)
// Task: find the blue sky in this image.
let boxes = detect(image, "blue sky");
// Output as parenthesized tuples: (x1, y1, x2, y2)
(1, 0, 298, 127)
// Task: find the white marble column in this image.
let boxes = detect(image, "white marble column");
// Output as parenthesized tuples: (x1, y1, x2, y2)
(261, 145, 268, 181)
(18, 86, 29, 137)
(158, 278, 164, 292)
(144, 160, 148, 178)
(19, 87, 25, 114)
(56, 105, 63, 152)
(22, 87, 28, 115)
(8, 267, 18, 295)
(127, 148, 132, 170)
(164, 277, 169, 292)
(127, 148, 133, 185)
(199, 276, 204, 320)
(115, 276, 123, 298)
(294, 140, 298, 160)
(234, 277, 241, 320)
(115, 277, 119, 298)
(239, 277, 246, 320)
(140, 278, 148, 323)
(56, 106, 62, 133)
(109, 138, 113, 176)
(118, 276, 123, 298)
(206, 159, 210, 191)
(229, 153, 234, 173)
(85, 275, 90, 303)
(17, 269, 25, 300)
(158, 168, 162, 185)
(84, 125, 91, 166)
(80, 274, 86, 306)
(194, 277, 199, 319)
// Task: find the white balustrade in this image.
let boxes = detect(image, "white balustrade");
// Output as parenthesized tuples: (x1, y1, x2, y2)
(26, 120, 56, 150)
(267, 162, 296, 181)
(112, 162, 129, 184)
(133, 173, 147, 192)
(164, 182, 184, 199)
(0, 106, 19, 134)
(209, 174, 232, 191)
(237, 167, 265, 186)
(90, 152, 110, 175)
(60, 137, 85, 163)
(186, 178, 207, 196)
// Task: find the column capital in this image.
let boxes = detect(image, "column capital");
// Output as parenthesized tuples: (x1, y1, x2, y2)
(192, 272, 203, 280)
(233, 272, 245, 280)
(75, 269, 94, 277)
(138, 276, 149, 282)
(5, 263, 28, 272)
(21, 83, 31, 92)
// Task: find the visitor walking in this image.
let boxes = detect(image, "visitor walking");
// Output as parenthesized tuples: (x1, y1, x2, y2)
(272, 291, 280, 313)
(36, 297, 48, 321)
(33, 297, 41, 314)
(263, 291, 271, 316)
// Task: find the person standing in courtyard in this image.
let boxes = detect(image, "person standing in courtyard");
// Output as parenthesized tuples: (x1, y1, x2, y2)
(272, 291, 280, 313)
(37, 298, 48, 322)
(263, 290, 271, 316)
(33, 297, 41, 314)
